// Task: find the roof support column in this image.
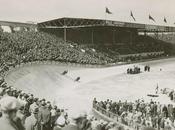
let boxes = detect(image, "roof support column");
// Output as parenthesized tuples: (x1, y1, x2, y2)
(91, 29, 94, 44)
(129, 31, 132, 45)
(64, 26, 67, 42)
(63, 19, 67, 43)
(154, 31, 158, 39)
(112, 30, 115, 44)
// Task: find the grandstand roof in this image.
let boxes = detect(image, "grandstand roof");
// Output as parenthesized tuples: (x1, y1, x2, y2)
(0, 21, 36, 28)
(38, 17, 175, 32)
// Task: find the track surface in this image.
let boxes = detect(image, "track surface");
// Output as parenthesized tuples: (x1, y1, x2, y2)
(5, 58, 175, 116)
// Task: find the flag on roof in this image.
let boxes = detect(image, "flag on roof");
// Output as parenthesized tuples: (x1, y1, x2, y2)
(149, 14, 156, 22)
(130, 11, 136, 21)
(105, 7, 112, 14)
(164, 17, 167, 23)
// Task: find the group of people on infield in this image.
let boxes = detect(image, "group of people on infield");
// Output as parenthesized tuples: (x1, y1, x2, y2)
(127, 66, 141, 74)
(127, 65, 151, 74)
(144, 66, 150, 72)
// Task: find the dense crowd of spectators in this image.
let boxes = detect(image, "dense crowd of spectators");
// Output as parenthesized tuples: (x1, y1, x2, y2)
(0, 77, 134, 130)
(93, 98, 175, 130)
(0, 31, 172, 73)
(0, 77, 72, 130)
(149, 33, 175, 46)
(0, 31, 108, 69)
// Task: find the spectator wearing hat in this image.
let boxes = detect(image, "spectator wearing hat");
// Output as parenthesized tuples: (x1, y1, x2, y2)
(38, 101, 51, 130)
(61, 112, 82, 130)
(54, 110, 66, 129)
(29, 98, 38, 114)
(25, 108, 39, 130)
(14, 106, 26, 130)
(0, 96, 22, 130)
(51, 105, 58, 129)
(77, 111, 88, 130)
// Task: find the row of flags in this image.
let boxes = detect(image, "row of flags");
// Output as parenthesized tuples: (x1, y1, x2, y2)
(105, 7, 168, 23)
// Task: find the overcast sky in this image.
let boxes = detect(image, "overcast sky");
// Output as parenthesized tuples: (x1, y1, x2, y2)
(0, 0, 175, 26)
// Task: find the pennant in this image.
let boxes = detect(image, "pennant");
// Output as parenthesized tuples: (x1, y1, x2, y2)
(164, 17, 167, 23)
(149, 14, 156, 22)
(106, 7, 112, 14)
(130, 11, 136, 21)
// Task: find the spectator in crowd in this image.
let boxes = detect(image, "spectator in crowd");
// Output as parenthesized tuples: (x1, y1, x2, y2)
(54, 110, 66, 129)
(25, 108, 39, 130)
(14, 106, 26, 130)
(62, 112, 86, 130)
(38, 101, 51, 130)
(0, 96, 23, 130)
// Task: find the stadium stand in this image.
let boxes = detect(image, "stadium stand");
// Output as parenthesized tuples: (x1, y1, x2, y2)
(0, 30, 172, 73)
(0, 31, 108, 69)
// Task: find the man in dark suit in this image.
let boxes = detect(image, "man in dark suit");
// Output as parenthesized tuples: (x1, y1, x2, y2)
(38, 101, 51, 130)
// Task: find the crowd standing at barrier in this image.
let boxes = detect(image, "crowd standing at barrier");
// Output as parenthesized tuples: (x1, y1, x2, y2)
(93, 98, 175, 130)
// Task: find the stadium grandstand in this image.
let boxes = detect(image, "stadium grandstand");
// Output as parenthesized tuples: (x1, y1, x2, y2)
(38, 17, 175, 61)
(0, 17, 175, 67)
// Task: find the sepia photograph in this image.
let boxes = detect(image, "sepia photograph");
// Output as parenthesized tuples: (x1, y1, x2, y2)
(0, 0, 175, 130)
